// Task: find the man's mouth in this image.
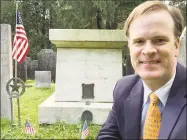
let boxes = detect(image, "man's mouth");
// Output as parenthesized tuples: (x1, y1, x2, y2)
(140, 61, 160, 64)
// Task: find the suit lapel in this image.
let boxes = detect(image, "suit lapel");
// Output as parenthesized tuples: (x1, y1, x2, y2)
(124, 79, 144, 139)
(159, 63, 187, 139)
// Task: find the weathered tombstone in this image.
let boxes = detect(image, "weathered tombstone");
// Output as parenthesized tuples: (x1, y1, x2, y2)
(1, 24, 13, 120)
(37, 49, 56, 82)
(35, 71, 51, 88)
(178, 27, 186, 67)
(17, 58, 27, 82)
(26, 57, 31, 79)
(39, 29, 127, 125)
(27, 60, 38, 80)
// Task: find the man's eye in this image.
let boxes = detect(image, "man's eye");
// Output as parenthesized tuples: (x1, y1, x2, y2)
(135, 40, 144, 44)
(153, 38, 166, 44)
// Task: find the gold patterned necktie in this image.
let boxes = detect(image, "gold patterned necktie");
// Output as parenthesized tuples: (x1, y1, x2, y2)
(143, 92, 161, 139)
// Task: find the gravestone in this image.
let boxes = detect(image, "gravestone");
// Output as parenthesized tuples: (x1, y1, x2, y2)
(1, 24, 13, 120)
(35, 71, 51, 88)
(17, 58, 27, 82)
(39, 29, 127, 125)
(25, 57, 31, 79)
(27, 60, 38, 79)
(178, 27, 186, 67)
(37, 49, 56, 82)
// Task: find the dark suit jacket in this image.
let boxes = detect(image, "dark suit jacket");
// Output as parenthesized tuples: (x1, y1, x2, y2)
(97, 63, 186, 140)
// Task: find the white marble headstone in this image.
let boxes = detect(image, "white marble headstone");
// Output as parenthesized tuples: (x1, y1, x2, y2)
(35, 71, 51, 88)
(1, 24, 13, 119)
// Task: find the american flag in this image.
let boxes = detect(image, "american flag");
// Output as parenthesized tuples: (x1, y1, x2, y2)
(24, 119, 35, 135)
(81, 120, 89, 139)
(12, 11, 29, 63)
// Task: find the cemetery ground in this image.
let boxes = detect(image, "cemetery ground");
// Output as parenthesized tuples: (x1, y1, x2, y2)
(1, 80, 101, 139)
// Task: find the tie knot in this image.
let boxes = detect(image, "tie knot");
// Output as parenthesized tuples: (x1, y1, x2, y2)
(149, 93, 159, 104)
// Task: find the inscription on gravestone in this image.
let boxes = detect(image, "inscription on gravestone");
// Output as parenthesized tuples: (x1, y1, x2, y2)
(82, 83, 94, 99)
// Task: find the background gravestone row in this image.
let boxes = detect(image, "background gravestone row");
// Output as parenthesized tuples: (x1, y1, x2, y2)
(16, 49, 56, 82)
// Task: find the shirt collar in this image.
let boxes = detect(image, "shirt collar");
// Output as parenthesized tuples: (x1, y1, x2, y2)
(143, 71, 176, 106)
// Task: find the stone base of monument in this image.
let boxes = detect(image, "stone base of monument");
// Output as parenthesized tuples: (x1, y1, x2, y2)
(38, 92, 112, 125)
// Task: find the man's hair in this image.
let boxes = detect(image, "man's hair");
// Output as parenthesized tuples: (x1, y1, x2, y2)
(124, 0, 184, 39)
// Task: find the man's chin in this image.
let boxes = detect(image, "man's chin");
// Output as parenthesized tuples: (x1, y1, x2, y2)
(138, 72, 161, 80)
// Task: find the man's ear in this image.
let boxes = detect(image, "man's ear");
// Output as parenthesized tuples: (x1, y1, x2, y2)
(175, 37, 180, 49)
(175, 37, 180, 57)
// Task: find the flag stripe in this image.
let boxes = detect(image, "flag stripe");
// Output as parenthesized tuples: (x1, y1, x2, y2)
(17, 43, 29, 62)
(16, 24, 24, 28)
(13, 40, 26, 59)
(15, 31, 27, 37)
(15, 27, 25, 33)
(15, 34, 28, 40)
(12, 38, 21, 54)
(82, 129, 89, 138)
(13, 39, 27, 59)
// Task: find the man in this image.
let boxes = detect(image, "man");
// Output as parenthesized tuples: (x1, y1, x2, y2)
(97, 1, 186, 139)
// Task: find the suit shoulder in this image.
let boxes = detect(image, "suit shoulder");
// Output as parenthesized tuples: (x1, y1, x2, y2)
(117, 74, 140, 86)
(113, 74, 141, 99)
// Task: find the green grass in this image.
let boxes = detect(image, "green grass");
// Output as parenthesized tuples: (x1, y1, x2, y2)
(1, 80, 101, 139)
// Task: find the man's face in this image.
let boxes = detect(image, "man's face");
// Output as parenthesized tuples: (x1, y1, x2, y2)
(128, 10, 180, 81)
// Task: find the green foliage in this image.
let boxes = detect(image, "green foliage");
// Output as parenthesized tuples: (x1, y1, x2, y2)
(1, 81, 101, 139)
(1, 0, 186, 59)
(24, 79, 34, 84)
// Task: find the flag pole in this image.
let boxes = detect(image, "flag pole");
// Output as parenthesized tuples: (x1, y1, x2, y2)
(15, 2, 18, 79)
(15, 2, 21, 127)
(11, 1, 19, 127)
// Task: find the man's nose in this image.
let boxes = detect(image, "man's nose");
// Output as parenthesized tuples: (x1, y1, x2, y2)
(142, 42, 157, 55)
